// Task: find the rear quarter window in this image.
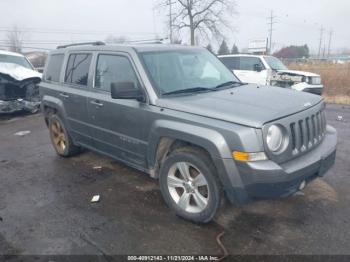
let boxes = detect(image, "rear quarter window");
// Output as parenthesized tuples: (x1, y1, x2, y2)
(64, 53, 92, 86)
(45, 54, 64, 82)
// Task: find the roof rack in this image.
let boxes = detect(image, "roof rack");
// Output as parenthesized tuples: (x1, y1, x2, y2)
(123, 38, 168, 45)
(133, 40, 163, 44)
(57, 41, 105, 49)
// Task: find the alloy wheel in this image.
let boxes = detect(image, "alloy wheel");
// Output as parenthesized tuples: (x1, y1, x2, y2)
(167, 162, 209, 213)
(50, 120, 66, 154)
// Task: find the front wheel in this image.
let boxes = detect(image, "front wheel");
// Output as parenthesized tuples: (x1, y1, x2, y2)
(159, 147, 221, 223)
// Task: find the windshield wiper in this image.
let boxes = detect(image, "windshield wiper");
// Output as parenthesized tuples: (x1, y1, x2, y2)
(162, 81, 246, 96)
(162, 87, 210, 96)
(212, 81, 246, 90)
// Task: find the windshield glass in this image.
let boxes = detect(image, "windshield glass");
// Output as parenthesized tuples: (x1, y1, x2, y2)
(264, 56, 288, 70)
(0, 54, 33, 69)
(140, 49, 240, 95)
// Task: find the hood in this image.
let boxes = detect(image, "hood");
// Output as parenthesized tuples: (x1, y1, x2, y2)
(156, 84, 322, 128)
(0, 63, 42, 82)
(277, 69, 319, 77)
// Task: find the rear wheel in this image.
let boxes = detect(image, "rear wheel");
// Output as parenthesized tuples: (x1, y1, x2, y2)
(48, 114, 80, 157)
(159, 147, 221, 223)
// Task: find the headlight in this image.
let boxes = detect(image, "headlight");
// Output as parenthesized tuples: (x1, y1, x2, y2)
(311, 76, 321, 85)
(266, 125, 284, 152)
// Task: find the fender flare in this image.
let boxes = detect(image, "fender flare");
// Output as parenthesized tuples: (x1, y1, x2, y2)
(41, 95, 69, 127)
(147, 120, 233, 167)
(147, 120, 248, 203)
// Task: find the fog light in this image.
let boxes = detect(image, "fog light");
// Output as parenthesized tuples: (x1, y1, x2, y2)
(299, 180, 306, 190)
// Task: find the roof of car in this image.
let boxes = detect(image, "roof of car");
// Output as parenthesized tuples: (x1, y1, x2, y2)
(218, 54, 266, 58)
(0, 49, 25, 57)
(49, 43, 204, 55)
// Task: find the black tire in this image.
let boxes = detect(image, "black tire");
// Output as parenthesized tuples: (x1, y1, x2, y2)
(48, 114, 80, 157)
(159, 147, 221, 223)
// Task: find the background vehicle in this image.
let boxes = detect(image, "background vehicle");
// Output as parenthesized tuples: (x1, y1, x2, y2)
(218, 54, 324, 95)
(40, 43, 337, 223)
(0, 50, 42, 113)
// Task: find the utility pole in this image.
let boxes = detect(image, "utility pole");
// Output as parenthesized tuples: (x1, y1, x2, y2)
(267, 10, 277, 55)
(327, 29, 334, 58)
(168, 0, 173, 44)
(317, 26, 325, 59)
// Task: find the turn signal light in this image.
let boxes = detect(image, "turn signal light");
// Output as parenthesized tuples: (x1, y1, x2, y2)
(232, 151, 267, 162)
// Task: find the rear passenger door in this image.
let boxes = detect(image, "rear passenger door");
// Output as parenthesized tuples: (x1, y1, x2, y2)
(87, 52, 148, 168)
(234, 57, 267, 85)
(61, 52, 94, 146)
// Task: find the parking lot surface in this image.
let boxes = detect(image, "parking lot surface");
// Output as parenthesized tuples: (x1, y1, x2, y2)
(0, 104, 349, 255)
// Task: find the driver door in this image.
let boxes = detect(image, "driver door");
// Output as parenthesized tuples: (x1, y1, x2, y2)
(87, 53, 148, 168)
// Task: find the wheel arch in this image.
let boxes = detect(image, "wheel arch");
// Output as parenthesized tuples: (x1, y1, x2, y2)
(41, 95, 68, 126)
(147, 120, 232, 178)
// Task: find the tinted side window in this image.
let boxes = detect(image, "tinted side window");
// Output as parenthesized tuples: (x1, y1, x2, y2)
(219, 57, 240, 70)
(45, 54, 64, 82)
(65, 53, 92, 86)
(239, 57, 264, 71)
(95, 55, 139, 92)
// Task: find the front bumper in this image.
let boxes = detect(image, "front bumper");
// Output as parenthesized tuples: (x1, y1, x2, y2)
(221, 125, 337, 204)
(291, 83, 324, 95)
(0, 99, 40, 113)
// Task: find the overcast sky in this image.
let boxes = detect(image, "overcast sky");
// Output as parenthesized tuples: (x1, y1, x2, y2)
(0, 0, 349, 54)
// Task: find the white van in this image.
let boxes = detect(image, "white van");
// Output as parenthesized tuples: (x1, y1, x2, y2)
(218, 54, 323, 95)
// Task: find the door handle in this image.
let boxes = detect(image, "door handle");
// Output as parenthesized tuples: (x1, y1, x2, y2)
(59, 93, 69, 98)
(90, 100, 104, 107)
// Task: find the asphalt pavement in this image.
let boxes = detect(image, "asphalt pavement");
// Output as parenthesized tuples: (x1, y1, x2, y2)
(0, 104, 349, 256)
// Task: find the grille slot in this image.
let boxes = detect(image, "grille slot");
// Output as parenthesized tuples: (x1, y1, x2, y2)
(311, 115, 316, 142)
(306, 117, 311, 146)
(289, 109, 326, 155)
(316, 112, 321, 139)
(290, 123, 296, 150)
(298, 120, 304, 151)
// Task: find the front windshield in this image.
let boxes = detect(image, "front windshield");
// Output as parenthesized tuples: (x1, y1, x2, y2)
(0, 54, 33, 69)
(264, 56, 288, 70)
(140, 49, 240, 95)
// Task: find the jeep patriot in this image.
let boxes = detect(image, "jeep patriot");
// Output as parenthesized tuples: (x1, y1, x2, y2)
(39, 42, 337, 223)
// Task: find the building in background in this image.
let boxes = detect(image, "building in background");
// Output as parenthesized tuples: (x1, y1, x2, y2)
(247, 38, 268, 55)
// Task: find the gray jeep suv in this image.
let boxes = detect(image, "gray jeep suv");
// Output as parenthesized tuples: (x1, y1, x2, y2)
(40, 42, 337, 223)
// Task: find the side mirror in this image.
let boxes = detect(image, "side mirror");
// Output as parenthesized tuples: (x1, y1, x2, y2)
(254, 64, 263, 72)
(111, 82, 145, 102)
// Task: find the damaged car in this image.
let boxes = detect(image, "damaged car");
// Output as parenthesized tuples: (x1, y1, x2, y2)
(0, 50, 42, 113)
(218, 54, 323, 95)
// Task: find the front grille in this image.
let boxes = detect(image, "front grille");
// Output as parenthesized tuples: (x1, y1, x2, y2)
(289, 109, 326, 155)
(0, 84, 27, 101)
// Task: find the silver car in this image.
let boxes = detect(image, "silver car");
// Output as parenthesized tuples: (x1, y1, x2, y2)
(39, 42, 337, 223)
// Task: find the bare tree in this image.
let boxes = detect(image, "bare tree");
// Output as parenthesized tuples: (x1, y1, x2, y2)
(6, 25, 25, 53)
(160, 0, 236, 45)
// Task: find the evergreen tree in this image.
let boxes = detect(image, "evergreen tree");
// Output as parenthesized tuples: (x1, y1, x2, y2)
(218, 40, 229, 55)
(231, 44, 239, 54)
(206, 44, 213, 53)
